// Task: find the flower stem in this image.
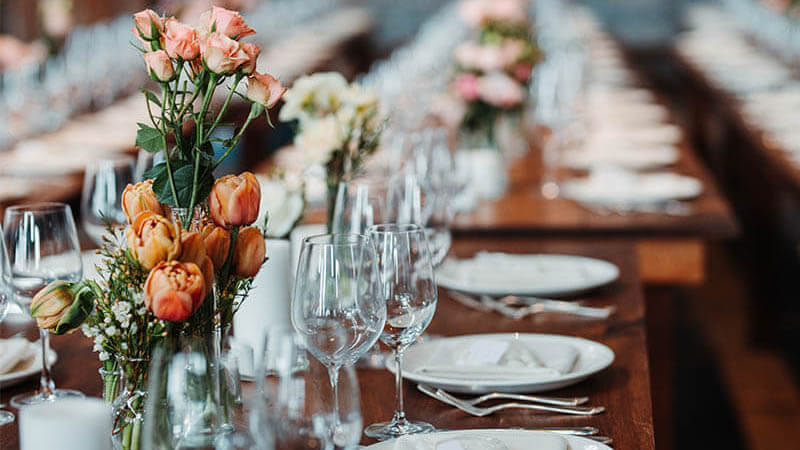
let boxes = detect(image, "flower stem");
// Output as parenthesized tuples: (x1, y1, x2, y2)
(160, 83, 180, 207)
(206, 73, 242, 141)
(212, 106, 257, 170)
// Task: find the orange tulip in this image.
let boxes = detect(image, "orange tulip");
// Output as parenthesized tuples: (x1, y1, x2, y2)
(208, 172, 261, 228)
(121, 180, 164, 224)
(30, 281, 74, 330)
(200, 256, 215, 297)
(233, 226, 266, 278)
(200, 224, 231, 269)
(144, 261, 205, 322)
(126, 212, 181, 270)
(179, 231, 207, 267)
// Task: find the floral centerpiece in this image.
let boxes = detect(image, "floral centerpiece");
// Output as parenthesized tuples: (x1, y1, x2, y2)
(278, 72, 383, 229)
(27, 6, 286, 449)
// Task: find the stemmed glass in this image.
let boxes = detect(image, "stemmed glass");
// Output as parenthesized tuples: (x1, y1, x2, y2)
(0, 225, 15, 425)
(291, 233, 385, 436)
(4, 203, 84, 407)
(364, 224, 438, 439)
(80, 156, 135, 246)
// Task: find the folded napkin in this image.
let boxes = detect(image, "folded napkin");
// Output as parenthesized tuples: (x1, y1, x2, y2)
(0, 337, 37, 374)
(415, 338, 578, 382)
(391, 432, 568, 450)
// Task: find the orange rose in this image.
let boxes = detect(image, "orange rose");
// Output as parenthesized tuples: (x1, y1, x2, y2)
(200, 32, 249, 74)
(144, 261, 205, 322)
(200, 224, 231, 269)
(208, 172, 260, 228)
(126, 212, 181, 270)
(233, 227, 266, 278)
(122, 180, 164, 224)
(163, 18, 199, 61)
(199, 6, 255, 40)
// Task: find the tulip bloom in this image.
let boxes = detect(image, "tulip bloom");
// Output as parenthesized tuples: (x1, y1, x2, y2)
(30, 281, 94, 334)
(246, 72, 286, 108)
(126, 212, 182, 270)
(144, 261, 206, 322)
(200, 32, 249, 74)
(233, 226, 266, 278)
(200, 6, 255, 40)
(163, 18, 199, 61)
(144, 50, 175, 82)
(133, 9, 163, 41)
(179, 231, 207, 267)
(122, 179, 164, 224)
(201, 224, 231, 269)
(208, 172, 261, 228)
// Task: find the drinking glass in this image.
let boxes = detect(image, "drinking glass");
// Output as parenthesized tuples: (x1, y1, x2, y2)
(364, 224, 438, 439)
(291, 233, 385, 434)
(250, 328, 362, 450)
(81, 156, 135, 246)
(5, 203, 84, 407)
(0, 225, 15, 425)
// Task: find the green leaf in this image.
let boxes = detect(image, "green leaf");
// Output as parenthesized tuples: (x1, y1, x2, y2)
(151, 159, 215, 208)
(142, 162, 166, 182)
(141, 89, 161, 107)
(136, 123, 164, 154)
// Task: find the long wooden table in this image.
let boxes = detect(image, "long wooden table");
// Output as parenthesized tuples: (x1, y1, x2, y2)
(0, 238, 654, 449)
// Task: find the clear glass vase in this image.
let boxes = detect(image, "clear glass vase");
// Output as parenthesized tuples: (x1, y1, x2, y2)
(100, 356, 149, 450)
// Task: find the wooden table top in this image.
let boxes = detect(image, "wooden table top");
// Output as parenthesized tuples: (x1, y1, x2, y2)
(0, 237, 654, 449)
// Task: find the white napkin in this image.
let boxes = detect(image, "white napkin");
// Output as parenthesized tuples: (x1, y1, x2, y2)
(0, 338, 38, 374)
(391, 432, 567, 450)
(415, 338, 578, 381)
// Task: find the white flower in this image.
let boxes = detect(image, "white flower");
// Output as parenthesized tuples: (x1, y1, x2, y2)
(104, 317, 111, 324)
(112, 302, 133, 328)
(105, 326, 117, 336)
(477, 71, 524, 108)
(121, 343, 128, 350)
(280, 72, 349, 124)
(295, 116, 344, 165)
(99, 351, 109, 362)
(94, 335, 105, 346)
(81, 323, 93, 337)
(254, 175, 305, 239)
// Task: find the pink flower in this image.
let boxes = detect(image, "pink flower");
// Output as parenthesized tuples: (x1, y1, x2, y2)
(454, 73, 480, 101)
(512, 62, 533, 83)
(133, 9, 163, 41)
(200, 6, 255, 40)
(477, 72, 524, 108)
(163, 18, 199, 60)
(143, 50, 175, 82)
(200, 32, 249, 74)
(455, 40, 523, 73)
(240, 42, 260, 75)
(246, 72, 286, 108)
(458, 0, 527, 27)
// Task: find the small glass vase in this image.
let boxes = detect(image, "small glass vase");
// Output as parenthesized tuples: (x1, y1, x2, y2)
(457, 125, 509, 200)
(100, 356, 149, 450)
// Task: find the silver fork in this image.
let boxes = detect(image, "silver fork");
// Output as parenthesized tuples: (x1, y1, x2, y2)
(418, 384, 588, 406)
(419, 384, 605, 416)
(492, 295, 616, 319)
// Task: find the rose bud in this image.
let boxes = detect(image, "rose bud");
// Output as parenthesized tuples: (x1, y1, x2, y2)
(208, 172, 261, 228)
(126, 211, 182, 270)
(240, 42, 260, 75)
(200, 32, 249, 74)
(144, 50, 175, 82)
(122, 179, 164, 224)
(30, 281, 94, 335)
(200, 224, 231, 269)
(246, 72, 286, 108)
(233, 226, 266, 278)
(133, 9, 163, 41)
(163, 18, 199, 61)
(200, 6, 255, 40)
(144, 261, 205, 322)
(179, 231, 207, 267)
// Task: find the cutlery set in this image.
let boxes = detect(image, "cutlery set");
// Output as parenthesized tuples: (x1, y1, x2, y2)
(447, 290, 616, 320)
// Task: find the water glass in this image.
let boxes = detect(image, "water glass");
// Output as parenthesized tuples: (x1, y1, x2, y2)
(81, 156, 135, 245)
(0, 226, 15, 425)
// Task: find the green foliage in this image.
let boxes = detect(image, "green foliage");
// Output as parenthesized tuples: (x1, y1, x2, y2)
(135, 123, 163, 154)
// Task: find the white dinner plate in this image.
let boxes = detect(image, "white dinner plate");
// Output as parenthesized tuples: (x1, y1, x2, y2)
(563, 145, 678, 170)
(0, 345, 58, 389)
(387, 333, 614, 394)
(436, 253, 619, 297)
(363, 429, 611, 450)
(562, 172, 702, 206)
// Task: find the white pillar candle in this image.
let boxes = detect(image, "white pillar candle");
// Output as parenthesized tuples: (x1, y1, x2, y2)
(19, 398, 111, 450)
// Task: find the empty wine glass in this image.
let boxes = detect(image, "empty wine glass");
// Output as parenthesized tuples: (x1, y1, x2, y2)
(81, 156, 135, 246)
(251, 327, 362, 450)
(0, 225, 15, 425)
(291, 233, 385, 438)
(5, 203, 84, 407)
(364, 224, 437, 440)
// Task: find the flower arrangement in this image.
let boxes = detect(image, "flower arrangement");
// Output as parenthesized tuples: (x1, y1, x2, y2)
(28, 6, 287, 449)
(255, 172, 305, 239)
(278, 72, 383, 228)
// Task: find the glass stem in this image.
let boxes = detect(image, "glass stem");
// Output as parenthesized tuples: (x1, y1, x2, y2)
(39, 329, 54, 398)
(392, 349, 406, 423)
(327, 365, 340, 425)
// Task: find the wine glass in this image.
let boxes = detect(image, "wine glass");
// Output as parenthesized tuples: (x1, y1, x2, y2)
(291, 233, 385, 433)
(0, 225, 15, 425)
(80, 156, 135, 246)
(364, 223, 438, 440)
(4, 203, 84, 407)
(250, 327, 362, 450)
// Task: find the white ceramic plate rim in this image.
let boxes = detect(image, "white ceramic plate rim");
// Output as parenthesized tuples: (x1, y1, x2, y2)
(361, 428, 613, 450)
(0, 346, 58, 388)
(388, 333, 614, 391)
(435, 254, 620, 297)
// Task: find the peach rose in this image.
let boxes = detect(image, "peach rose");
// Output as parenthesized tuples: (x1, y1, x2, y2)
(246, 72, 286, 108)
(200, 32, 249, 74)
(143, 50, 175, 82)
(201, 224, 231, 268)
(200, 6, 255, 40)
(144, 261, 205, 322)
(454, 73, 480, 101)
(208, 172, 261, 228)
(163, 18, 199, 60)
(233, 226, 265, 278)
(126, 211, 182, 270)
(122, 180, 164, 224)
(133, 9, 163, 41)
(240, 42, 260, 75)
